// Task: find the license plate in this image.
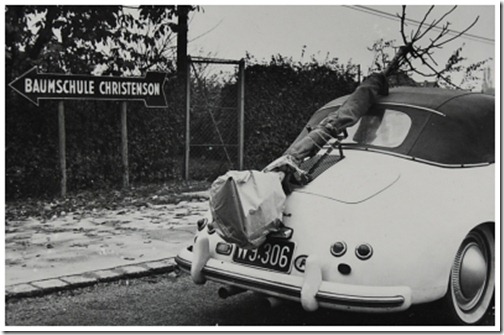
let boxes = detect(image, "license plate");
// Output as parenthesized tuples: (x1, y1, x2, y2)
(233, 240, 295, 273)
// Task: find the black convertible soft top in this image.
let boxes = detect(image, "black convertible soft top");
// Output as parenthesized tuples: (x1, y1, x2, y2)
(320, 86, 474, 111)
(291, 87, 495, 166)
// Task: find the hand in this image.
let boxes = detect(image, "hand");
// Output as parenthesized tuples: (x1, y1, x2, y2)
(263, 155, 310, 186)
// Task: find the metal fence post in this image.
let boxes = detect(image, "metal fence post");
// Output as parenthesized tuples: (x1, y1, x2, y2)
(237, 59, 245, 170)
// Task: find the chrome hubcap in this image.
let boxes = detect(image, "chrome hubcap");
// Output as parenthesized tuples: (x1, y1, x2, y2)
(460, 243, 487, 300)
(452, 233, 488, 311)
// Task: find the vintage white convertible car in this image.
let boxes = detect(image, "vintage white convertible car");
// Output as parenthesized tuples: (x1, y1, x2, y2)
(175, 87, 495, 325)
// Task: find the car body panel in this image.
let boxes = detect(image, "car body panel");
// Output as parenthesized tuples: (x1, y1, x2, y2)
(284, 150, 494, 304)
(296, 152, 401, 203)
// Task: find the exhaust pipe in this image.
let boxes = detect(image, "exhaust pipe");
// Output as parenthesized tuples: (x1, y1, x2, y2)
(263, 296, 283, 308)
(253, 293, 284, 308)
(218, 285, 246, 299)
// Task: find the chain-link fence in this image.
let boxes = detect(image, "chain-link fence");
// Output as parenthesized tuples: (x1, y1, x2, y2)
(186, 57, 244, 180)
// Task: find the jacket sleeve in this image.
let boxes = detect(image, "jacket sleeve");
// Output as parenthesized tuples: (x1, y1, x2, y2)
(285, 72, 389, 162)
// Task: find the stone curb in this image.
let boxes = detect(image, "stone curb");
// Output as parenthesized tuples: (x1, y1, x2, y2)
(5, 258, 177, 300)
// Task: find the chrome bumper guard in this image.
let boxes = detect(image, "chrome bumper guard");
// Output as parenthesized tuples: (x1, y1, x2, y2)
(175, 245, 412, 313)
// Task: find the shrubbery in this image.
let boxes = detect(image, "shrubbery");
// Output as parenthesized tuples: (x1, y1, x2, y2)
(237, 55, 358, 169)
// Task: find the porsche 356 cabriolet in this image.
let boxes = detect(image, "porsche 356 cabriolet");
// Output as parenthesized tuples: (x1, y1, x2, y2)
(175, 86, 495, 325)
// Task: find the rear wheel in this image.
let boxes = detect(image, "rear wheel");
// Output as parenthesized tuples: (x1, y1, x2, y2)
(442, 224, 494, 325)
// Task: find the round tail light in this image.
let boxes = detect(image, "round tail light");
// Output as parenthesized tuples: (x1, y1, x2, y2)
(355, 243, 373, 260)
(330, 241, 347, 257)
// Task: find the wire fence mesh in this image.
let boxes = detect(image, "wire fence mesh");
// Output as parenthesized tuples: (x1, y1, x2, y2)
(188, 59, 242, 180)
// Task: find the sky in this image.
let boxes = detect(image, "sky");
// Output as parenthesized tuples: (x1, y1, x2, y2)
(185, 4, 497, 87)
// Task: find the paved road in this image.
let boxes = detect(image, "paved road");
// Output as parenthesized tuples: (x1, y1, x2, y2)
(6, 271, 494, 328)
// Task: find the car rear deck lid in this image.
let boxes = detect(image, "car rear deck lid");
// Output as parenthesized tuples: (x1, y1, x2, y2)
(294, 153, 400, 204)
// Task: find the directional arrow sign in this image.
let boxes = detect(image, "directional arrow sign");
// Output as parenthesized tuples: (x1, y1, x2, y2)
(8, 67, 168, 108)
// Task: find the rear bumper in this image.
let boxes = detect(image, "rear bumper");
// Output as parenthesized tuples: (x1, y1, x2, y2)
(175, 247, 412, 313)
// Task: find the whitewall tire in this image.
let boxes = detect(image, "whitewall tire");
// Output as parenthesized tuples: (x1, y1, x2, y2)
(443, 224, 495, 325)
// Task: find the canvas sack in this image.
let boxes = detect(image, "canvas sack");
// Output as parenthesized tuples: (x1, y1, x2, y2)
(209, 170, 286, 249)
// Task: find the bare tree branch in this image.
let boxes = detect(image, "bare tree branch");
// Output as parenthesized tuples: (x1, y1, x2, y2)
(425, 51, 439, 67)
(432, 16, 479, 48)
(407, 50, 462, 89)
(416, 6, 457, 41)
(400, 6, 408, 45)
(413, 5, 434, 41)
(423, 59, 463, 89)
(384, 4, 483, 90)
(415, 23, 451, 56)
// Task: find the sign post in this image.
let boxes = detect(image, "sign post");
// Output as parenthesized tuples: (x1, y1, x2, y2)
(58, 101, 67, 198)
(121, 101, 129, 189)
